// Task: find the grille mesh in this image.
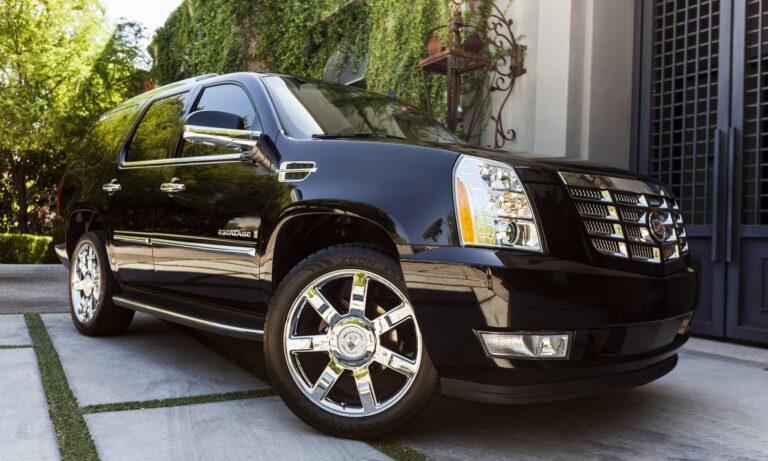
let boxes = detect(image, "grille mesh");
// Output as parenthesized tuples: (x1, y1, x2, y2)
(620, 207, 644, 223)
(575, 202, 616, 220)
(592, 238, 623, 256)
(568, 187, 605, 201)
(584, 220, 618, 237)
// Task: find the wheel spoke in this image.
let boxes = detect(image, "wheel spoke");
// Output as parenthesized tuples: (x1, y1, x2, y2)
(348, 272, 368, 317)
(305, 287, 341, 325)
(309, 361, 343, 403)
(373, 347, 418, 378)
(286, 335, 330, 353)
(353, 366, 378, 412)
(373, 303, 411, 335)
(78, 257, 88, 277)
(72, 280, 85, 292)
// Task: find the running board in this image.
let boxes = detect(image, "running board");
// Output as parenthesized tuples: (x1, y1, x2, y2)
(113, 295, 264, 340)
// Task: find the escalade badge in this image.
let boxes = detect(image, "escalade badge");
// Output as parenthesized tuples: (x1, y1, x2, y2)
(218, 229, 256, 239)
(648, 212, 668, 243)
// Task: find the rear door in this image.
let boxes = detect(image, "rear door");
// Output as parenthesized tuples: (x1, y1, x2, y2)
(103, 91, 192, 289)
(151, 82, 271, 312)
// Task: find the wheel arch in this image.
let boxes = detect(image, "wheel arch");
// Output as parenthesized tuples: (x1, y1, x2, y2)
(65, 207, 104, 258)
(263, 207, 403, 294)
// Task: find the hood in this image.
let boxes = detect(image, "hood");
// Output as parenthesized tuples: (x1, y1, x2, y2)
(442, 143, 643, 185)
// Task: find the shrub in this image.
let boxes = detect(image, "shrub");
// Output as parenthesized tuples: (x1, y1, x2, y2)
(0, 234, 57, 264)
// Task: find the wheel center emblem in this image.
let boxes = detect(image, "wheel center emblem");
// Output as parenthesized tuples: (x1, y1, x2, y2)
(337, 326, 367, 358)
(82, 275, 94, 297)
(648, 212, 668, 243)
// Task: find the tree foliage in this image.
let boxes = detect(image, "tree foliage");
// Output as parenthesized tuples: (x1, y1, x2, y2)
(0, 0, 148, 234)
(150, 0, 451, 114)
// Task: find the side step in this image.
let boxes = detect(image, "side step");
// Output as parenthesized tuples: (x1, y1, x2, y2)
(113, 295, 264, 340)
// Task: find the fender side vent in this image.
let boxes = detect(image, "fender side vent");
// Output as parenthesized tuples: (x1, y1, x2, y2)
(277, 161, 317, 182)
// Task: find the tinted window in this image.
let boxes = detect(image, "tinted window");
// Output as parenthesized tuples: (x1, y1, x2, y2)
(127, 92, 189, 162)
(263, 76, 461, 145)
(194, 84, 259, 130)
(70, 105, 140, 176)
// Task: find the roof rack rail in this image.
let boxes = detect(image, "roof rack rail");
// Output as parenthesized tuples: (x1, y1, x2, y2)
(195, 73, 219, 82)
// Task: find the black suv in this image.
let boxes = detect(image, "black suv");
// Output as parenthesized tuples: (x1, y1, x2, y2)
(57, 72, 697, 438)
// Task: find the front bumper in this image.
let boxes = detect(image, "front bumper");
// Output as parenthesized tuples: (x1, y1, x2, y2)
(441, 354, 678, 404)
(400, 246, 697, 401)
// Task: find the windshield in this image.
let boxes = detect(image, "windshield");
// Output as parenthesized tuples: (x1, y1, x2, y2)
(263, 76, 462, 145)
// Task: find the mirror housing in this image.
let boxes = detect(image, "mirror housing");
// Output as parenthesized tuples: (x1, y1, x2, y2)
(185, 110, 244, 130)
(182, 111, 276, 171)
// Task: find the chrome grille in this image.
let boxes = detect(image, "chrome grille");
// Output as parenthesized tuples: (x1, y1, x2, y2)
(575, 202, 619, 221)
(568, 187, 611, 202)
(592, 238, 627, 257)
(584, 220, 623, 238)
(560, 172, 689, 264)
(619, 207, 644, 223)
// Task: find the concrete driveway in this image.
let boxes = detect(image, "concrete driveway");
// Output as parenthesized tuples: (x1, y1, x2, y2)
(1, 265, 767, 461)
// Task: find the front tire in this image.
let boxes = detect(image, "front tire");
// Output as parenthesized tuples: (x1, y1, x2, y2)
(68, 232, 134, 336)
(264, 245, 439, 439)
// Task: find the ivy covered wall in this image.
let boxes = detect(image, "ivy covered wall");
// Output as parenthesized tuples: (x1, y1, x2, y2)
(149, 0, 451, 113)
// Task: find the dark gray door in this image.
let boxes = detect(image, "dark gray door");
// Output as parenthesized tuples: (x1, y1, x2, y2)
(635, 0, 768, 344)
(725, 0, 768, 343)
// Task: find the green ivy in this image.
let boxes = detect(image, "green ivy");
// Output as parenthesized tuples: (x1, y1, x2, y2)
(149, 0, 452, 114)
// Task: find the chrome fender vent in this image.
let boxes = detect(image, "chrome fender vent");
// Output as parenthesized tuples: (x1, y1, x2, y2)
(277, 161, 317, 182)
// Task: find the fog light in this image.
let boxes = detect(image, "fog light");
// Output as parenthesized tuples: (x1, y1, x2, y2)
(478, 331, 571, 359)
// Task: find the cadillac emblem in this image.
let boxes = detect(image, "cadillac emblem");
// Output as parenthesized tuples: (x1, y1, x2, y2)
(648, 212, 668, 243)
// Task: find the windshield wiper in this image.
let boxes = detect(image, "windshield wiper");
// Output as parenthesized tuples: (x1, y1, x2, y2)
(312, 132, 405, 140)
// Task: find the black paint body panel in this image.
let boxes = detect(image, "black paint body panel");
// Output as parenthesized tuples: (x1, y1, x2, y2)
(57, 72, 698, 403)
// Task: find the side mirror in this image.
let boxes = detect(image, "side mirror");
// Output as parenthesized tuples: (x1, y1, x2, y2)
(183, 110, 260, 152)
(182, 110, 276, 171)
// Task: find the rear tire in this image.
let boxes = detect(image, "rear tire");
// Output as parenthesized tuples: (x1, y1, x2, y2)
(68, 232, 134, 336)
(264, 244, 439, 439)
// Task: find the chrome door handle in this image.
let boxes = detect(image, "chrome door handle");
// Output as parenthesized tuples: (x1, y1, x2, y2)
(160, 178, 186, 194)
(102, 180, 121, 195)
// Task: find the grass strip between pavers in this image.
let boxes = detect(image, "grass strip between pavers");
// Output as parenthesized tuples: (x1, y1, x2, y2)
(25, 313, 99, 461)
(81, 388, 277, 414)
(371, 440, 428, 461)
(0, 344, 33, 349)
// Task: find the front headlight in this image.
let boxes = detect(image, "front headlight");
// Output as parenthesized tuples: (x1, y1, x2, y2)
(454, 155, 543, 252)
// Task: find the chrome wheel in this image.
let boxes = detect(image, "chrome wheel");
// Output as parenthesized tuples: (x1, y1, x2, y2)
(283, 269, 422, 417)
(70, 242, 101, 323)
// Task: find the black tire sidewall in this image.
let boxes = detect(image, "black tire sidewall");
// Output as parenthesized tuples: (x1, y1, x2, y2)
(68, 231, 119, 335)
(264, 245, 439, 439)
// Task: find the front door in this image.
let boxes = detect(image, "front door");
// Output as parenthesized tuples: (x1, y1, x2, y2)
(151, 82, 272, 313)
(103, 91, 192, 289)
(635, 0, 768, 344)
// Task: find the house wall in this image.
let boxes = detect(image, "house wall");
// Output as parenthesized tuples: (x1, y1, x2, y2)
(480, 0, 635, 169)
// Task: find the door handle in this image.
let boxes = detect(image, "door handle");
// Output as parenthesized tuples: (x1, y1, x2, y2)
(160, 178, 186, 194)
(102, 179, 121, 195)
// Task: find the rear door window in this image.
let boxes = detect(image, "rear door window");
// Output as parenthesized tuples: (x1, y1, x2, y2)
(126, 92, 190, 163)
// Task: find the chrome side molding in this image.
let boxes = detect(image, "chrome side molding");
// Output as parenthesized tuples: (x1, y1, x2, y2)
(112, 232, 256, 257)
